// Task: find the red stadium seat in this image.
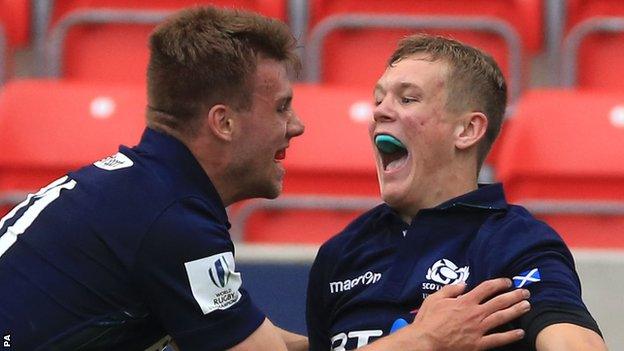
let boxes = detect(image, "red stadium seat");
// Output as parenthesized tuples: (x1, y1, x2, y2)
(0, 79, 146, 213)
(45, 0, 287, 83)
(0, 24, 5, 84)
(562, 0, 624, 89)
(49, 0, 285, 23)
(0, 0, 30, 83)
(0, 0, 30, 47)
(230, 84, 381, 244)
(304, 0, 542, 103)
(283, 85, 378, 197)
(496, 89, 624, 248)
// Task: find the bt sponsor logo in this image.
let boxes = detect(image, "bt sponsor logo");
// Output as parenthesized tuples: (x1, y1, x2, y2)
(331, 330, 383, 351)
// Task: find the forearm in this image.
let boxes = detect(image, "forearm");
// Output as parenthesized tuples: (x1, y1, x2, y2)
(357, 328, 432, 351)
(535, 323, 607, 351)
(275, 326, 309, 351)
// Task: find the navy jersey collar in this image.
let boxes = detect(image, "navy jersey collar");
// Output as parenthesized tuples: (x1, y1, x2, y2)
(435, 183, 508, 211)
(131, 128, 229, 226)
(380, 183, 508, 221)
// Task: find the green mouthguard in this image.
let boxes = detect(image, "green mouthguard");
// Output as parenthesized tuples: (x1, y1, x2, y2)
(375, 134, 406, 154)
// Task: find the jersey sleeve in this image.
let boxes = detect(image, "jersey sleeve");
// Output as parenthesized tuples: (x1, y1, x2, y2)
(306, 242, 333, 351)
(481, 211, 602, 348)
(133, 197, 265, 350)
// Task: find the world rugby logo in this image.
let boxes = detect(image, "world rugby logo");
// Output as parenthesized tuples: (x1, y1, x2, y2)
(208, 255, 232, 289)
(426, 259, 470, 285)
(185, 252, 242, 314)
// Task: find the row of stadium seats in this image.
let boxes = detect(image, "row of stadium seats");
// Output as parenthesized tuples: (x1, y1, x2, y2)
(2, 1, 624, 93)
(0, 80, 622, 248)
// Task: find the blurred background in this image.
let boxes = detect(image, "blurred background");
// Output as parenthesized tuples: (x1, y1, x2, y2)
(0, 0, 622, 349)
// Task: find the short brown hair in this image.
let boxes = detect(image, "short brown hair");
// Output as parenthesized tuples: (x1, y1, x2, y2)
(146, 6, 299, 135)
(388, 34, 507, 170)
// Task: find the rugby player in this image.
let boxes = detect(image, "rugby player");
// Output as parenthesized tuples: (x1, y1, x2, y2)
(306, 34, 607, 351)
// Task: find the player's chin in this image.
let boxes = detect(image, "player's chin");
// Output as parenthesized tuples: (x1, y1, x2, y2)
(380, 185, 409, 210)
(257, 179, 283, 200)
(264, 186, 282, 199)
(269, 163, 285, 197)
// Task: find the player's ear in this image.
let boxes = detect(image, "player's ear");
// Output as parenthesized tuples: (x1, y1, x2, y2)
(205, 104, 234, 142)
(454, 112, 488, 150)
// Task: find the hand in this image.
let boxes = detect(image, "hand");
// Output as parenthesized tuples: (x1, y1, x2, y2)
(411, 278, 530, 351)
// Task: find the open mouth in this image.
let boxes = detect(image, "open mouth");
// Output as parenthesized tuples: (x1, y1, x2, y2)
(375, 134, 408, 171)
(274, 148, 286, 161)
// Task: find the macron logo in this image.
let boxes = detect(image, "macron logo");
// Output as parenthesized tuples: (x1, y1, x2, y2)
(330, 271, 382, 294)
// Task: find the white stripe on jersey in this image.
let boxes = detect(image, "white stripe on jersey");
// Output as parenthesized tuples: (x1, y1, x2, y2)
(0, 177, 76, 258)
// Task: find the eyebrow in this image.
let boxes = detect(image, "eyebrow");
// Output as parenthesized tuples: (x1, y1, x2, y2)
(374, 81, 424, 96)
(277, 87, 293, 100)
(277, 92, 292, 102)
(398, 82, 424, 95)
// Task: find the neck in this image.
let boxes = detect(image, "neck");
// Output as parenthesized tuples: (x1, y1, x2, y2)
(185, 137, 239, 207)
(398, 159, 479, 223)
(399, 183, 478, 224)
(150, 121, 237, 207)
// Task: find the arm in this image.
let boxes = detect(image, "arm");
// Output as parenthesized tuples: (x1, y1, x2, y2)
(171, 319, 304, 351)
(535, 323, 607, 351)
(228, 320, 309, 351)
(276, 326, 309, 351)
(228, 318, 288, 351)
(136, 199, 283, 350)
(360, 278, 530, 351)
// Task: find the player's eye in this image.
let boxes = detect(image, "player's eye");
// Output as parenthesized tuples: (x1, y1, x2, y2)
(373, 95, 384, 106)
(277, 105, 289, 114)
(401, 96, 419, 104)
(277, 100, 292, 113)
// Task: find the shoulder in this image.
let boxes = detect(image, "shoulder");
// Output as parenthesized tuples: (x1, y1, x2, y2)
(474, 204, 574, 274)
(65, 148, 189, 234)
(479, 204, 564, 246)
(70, 145, 215, 217)
(142, 196, 231, 255)
(71, 147, 170, 195)
(317, 203, 390, 260)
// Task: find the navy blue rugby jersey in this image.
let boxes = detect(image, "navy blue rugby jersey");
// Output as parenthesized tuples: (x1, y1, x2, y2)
(0, 128, 264, 350)
(306, 184, 601, 351)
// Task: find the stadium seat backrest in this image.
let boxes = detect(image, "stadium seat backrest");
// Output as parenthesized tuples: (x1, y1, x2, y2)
(0, 23, 5, 84)
(283, 84, 378, 196)
(0, 80, 146, 196)
(51, 0, 285, 23)
(497, 89, 624, 200)
(306, 0, 542, 90)
(0, 0, 30, 83)
(48, 0, 286, 83)
(496, 90, 624, 248)
(0, 0, 30, 47)
(565, 0, 624, 89)
(566, 0, 624, 30)
(232, 84, 381, 244)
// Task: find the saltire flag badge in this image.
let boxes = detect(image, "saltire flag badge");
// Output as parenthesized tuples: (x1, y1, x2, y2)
(513, 268, 541, 288)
